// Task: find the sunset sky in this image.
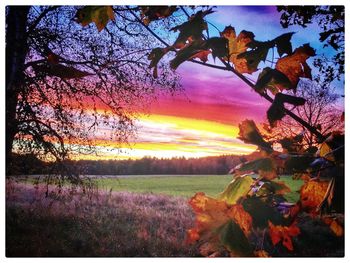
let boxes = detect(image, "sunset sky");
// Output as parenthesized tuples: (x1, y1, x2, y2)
(71, 6, 344, 160)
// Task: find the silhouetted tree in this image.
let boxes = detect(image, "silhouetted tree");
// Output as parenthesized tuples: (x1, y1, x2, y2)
(6, 6, 180, 174)
(264, 79, 343, 148)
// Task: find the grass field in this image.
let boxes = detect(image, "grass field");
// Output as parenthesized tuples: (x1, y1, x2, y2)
(95, 175, 304, 203)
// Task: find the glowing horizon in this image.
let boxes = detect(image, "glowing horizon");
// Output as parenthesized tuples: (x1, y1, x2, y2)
(67, 113, 257, 160)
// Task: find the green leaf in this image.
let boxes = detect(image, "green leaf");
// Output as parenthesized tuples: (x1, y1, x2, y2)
(255, 67, 293, 94)
(242, 196, 285, 228)
(219, 220, 253, 256)
(75, 6, 115, 32)
(273, 32, 295, 56)
(218, 176, 254, 205)
(238, 120, 272, 152)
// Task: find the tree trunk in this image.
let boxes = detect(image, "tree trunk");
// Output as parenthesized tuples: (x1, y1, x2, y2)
(6, 6, 30, 175)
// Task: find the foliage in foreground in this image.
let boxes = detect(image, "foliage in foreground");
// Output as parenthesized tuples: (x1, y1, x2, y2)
(112, 6, 344, 257)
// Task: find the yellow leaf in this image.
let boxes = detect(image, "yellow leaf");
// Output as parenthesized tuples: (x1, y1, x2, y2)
(300, 180, 329, 214)
(319, 142, 335, 162)
(221, 26, 255, 74)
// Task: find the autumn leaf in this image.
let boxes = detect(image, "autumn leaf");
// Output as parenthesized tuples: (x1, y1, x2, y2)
(275, 43, 316, 89)
(268, 221, 300, 251)
(237, 40, 271, 74)
(205, 37, 228, 59)
(318, 142, 335, 162)
(148, 47, 173, 77)
(237, 32, 295, 74)
(300, 180, 330, 214)
(329, 220, 344, 237)
(317, 132, 344, 163)
(267, 93, 306, 127)
(279, 133, 305, 153)
(273, 32, 295, 56)
(254, 250, 270, 257)
(220, 26, 256, 73)
(242, 196, 285, 228)
(75, 6, 115, 32)
(139, 6, 177, 25)
(233, 158, 277, 180)
(186, 228, 200, 244)
(171, 9, 213, 49)
(226, 204, 253, 237)
(188, 192, 229, 230)
(255, 67, 293, 94)
(219, 220, 253, 257)
(33, 63, 93, 79)
(259, 180, 291, 195)
(218, 176, 254, 205)
(238, 120, 272, 152)
(188, 192, 254, 256)
(170, 40, 209, 69)
(322, 216, 344, 237)
(198, 241, 222, 257)
(170, 37, 228, 69)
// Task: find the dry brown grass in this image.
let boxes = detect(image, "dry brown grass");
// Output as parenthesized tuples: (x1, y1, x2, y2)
(6, 179, 199, 257)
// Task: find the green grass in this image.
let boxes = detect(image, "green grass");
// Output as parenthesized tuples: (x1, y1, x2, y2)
(96, 175, 233, 198)
(95, 175, 305, 202)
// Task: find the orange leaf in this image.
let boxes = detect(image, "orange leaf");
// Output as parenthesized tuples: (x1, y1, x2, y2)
(268, 221, 300, 251)
(186, 228, 200, 244)
(221, 26, 255, 74)
(275, 44, 315, 90)
(322, 217, 344, 237)
(189, 192, 229, 230)
(227, 204, 252, 237)
(190, 49, 211, 63)
(330, 220, 344, 237)
(188, 192, 254, 256)
(300, 180, 329, 214)
(254, 250, 270, 257)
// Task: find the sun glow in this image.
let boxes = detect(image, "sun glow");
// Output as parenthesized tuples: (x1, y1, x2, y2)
(67, 113, 256, 160)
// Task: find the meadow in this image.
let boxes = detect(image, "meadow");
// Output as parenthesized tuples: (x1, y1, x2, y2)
(95, 174, 304, 203)
(6, 174, 306, 257)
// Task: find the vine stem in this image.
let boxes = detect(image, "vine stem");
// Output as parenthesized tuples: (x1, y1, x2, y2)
(128, 6, 325, 142)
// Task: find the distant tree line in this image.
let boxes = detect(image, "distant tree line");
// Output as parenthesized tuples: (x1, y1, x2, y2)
(10, 154, 244, 175)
